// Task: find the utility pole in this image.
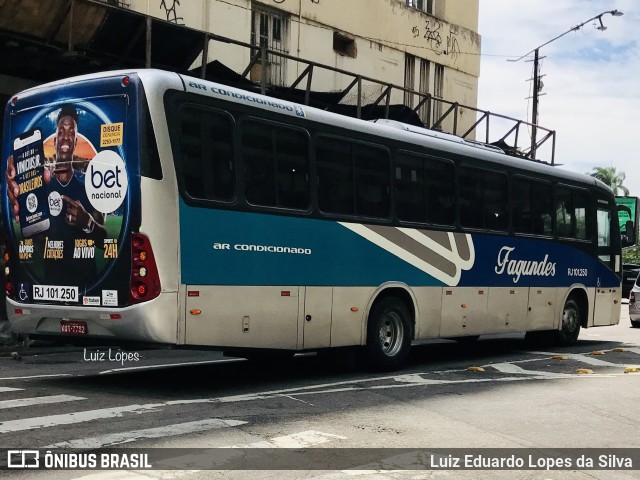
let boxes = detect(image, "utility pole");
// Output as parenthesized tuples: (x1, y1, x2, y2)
(531, 48, 539, 160)
(508, 10, 623, 160)
(529, 48, 546, 160)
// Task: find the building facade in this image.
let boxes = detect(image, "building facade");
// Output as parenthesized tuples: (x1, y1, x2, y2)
(125, 0, 481, 135)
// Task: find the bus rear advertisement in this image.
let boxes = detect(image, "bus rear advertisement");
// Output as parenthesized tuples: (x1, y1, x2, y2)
(3, 77, 140, 307)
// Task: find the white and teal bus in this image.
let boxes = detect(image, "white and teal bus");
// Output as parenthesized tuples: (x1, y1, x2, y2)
(1, 70, 630, 369)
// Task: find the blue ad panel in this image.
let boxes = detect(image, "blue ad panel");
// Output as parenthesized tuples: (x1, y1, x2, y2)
(2, 75, 142, 306)
(179, 202, 619, 289)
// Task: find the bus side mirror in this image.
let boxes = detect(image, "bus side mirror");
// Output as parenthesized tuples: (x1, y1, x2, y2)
(622, 220, 636, 247)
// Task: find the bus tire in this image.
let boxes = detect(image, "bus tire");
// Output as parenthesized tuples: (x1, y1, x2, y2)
(555, 298, 582, 346)
(363, 296, 412, 370)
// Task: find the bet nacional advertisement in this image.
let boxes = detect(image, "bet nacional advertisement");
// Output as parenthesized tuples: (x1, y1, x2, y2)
(2, 80, 141, 307)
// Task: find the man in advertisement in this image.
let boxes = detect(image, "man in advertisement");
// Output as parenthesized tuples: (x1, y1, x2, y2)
(5, 104, 106, 291)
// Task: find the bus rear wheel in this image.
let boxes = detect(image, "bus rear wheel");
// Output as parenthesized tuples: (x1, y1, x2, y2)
(363, 296, 412, 370)
(555, 298, 582, 346)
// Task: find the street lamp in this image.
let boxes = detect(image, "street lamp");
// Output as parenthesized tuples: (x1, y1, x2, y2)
(508, 10, 623, 159)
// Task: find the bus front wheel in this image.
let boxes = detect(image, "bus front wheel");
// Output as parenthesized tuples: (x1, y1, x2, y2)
(555, 298, 582, 346)
(363, 296, 412, 370)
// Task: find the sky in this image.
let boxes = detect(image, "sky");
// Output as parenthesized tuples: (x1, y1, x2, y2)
(477, 0, 639, 195)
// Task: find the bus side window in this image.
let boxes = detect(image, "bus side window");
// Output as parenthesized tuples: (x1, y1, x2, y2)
(275, 128, 310, 210)
(556, 186, 590, 240)
(178, 106, 235, 202)
(241, 119, 310, 210)
(512, 177, 532, 233)
(205, 113, 235, 201)
(574, 190, 590, 240)
(459, 167, 507, 231)
(482, 171, 508, 231)
(354, 144, 389, 218)
(532, 181, 553, 235)
(316, 137, 354, 215)
(459, 167, 482, 229)
(242, 121, 276, 206)
(395, 152, 426, 223)
(394, 152, 454, 226)
(180, 112, 205, 198)
(512, 177, 553, 235)
(425, 159, 455, 226)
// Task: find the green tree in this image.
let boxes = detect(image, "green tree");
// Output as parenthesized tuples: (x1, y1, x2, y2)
(623, 244, 640, 263)
(590, 166, 629, 196)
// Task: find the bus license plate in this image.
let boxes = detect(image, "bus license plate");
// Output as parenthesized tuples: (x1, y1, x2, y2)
(33, 285, 78, 302)
(60, 320, 87, 335)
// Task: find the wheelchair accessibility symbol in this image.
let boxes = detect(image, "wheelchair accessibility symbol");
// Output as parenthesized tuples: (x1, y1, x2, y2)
(18, 283, 29, 301)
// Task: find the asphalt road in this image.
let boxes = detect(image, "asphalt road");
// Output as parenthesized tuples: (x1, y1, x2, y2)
(0, 306, 639, 480)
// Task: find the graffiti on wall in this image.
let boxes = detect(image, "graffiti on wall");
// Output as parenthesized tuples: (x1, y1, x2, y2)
(411, 20, 463, 62)
(160, 0, 184, 24)
(446, 25, 461, 62)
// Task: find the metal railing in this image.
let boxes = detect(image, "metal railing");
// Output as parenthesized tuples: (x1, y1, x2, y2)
(198, 34, 556, 165)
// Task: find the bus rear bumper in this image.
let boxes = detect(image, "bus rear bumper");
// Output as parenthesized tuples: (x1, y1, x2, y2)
(6, 292, 178, 345)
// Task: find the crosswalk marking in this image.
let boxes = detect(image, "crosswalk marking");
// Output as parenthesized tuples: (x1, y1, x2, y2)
(0, 386, 23, 393)
(489, 362, 572, 377)
(66, 430, 347, 480)
(230, 430, 346, 448)
(0, 373, 72, 381)
(0, 402, 165, 433)
(564, 353, 620, 367)
(98, 358, 243, 375)
(529, 351, 621, 366)
(0, 394, 85, 410)
(44, 418, 248, 449)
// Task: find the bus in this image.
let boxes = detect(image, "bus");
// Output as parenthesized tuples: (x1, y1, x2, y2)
(1, 70, 631, 369)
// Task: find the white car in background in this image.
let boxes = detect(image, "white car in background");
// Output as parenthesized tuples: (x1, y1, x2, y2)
(628, 277, 640, 328)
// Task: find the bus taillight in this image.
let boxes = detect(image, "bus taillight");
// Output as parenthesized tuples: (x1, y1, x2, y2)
(631, 292, 636, 304)
(129, 233, 160, 304)
(3, 242, 14, 299)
